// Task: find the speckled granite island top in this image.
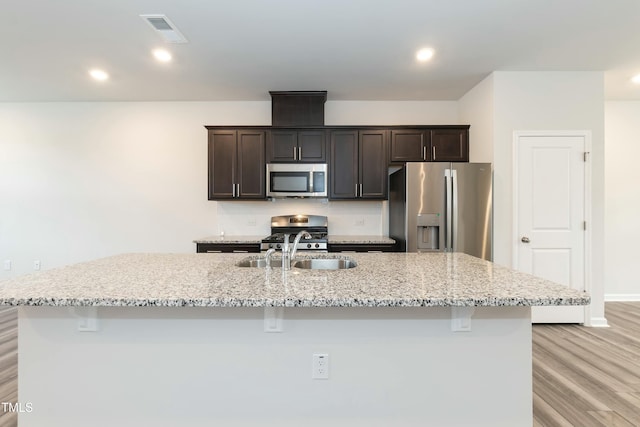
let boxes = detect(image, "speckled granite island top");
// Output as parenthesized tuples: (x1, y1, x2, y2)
(0, 253, 590, 308)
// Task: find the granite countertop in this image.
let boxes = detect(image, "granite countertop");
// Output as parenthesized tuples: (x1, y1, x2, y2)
(0, 252, 589, 308)
(194, 235, 395, 244)
(193, 235, 264, 244)
(328, 235, 395, 244)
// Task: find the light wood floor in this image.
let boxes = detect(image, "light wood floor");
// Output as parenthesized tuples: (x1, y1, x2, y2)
(0, 303, 639, 426)
(0, 307, 17, 427)
(533, 302, 640, 426)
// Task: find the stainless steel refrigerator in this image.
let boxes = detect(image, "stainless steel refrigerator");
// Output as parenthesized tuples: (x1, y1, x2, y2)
(389, 162, 492, 260)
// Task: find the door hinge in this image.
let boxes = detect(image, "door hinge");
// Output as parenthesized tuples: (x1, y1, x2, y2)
(583, 152, 590, 162)
(583, 221, 587, 230)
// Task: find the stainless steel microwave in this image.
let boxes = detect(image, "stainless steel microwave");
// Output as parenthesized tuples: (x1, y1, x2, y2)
(266, 163, 328, 198)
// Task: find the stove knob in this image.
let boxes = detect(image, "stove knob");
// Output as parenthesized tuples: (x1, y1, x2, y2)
(269, 243, 274, 249)
(307, 243, 312, 248)
(315, 243, 320, 248)
(276, 243, 281, 249)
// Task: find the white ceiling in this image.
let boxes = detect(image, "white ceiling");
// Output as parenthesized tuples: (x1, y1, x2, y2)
(3, 0, 640, 102)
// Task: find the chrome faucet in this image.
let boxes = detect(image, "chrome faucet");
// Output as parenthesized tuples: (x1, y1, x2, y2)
(264, 247, 276, 268)
(290, 230, 312, 262)
(282, 233, 291, 270)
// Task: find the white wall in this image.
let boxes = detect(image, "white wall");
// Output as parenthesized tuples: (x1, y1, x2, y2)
(458, 74, 494, 163)
(325, 101, 459, 125)
(490, 71, 606, 324)
(0, 102, 267, 278)
(0, 100, 460, 278)
(604, 102, 640, 300)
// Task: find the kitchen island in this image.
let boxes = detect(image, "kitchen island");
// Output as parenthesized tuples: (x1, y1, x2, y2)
(0, 252, 589, 427)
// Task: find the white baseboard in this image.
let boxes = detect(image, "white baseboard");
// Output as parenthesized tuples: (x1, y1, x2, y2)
(605, 294, 640, 302)
(586, 317, 610, 328)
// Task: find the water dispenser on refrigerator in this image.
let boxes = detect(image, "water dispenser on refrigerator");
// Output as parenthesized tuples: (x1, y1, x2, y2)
(416, 213, 440, 251)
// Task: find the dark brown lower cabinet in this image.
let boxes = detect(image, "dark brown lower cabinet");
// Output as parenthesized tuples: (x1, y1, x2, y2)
(196, 243, 260, 253)
(328, 243, 397, 252)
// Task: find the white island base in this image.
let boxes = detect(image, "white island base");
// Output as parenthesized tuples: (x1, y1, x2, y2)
(19, 305, 532, 426)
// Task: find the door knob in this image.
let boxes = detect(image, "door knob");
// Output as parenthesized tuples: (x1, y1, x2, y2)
(521, 236, 530, 243)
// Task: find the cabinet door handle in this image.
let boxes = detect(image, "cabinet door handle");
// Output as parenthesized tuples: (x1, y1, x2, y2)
(423, 146, 427, 160)
(355, 184, 359, 197)
(232, 183, 236, 197)
(359, 183, 363, 198)
(298, 147, 302, 160)
(236, 183, 240, 197)
(293, 146, 297, 160)
(432, 146, 436, 160)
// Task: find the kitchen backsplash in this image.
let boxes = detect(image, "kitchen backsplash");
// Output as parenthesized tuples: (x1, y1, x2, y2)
(216, 200, 387, 236)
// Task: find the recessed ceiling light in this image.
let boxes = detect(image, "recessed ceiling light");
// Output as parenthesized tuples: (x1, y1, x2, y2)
(631, 74, 640, 84)
(89, 69, 109, 81)
(152, 48, 172, 62)
(416, 48, 435, 62)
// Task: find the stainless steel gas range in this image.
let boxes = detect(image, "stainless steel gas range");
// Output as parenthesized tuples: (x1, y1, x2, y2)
(260, 215, 328, 252)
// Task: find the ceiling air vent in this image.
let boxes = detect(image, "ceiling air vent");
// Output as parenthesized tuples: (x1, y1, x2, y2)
(140, 14, 188, 44)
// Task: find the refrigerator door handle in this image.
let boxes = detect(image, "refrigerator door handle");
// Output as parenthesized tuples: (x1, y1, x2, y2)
(445, 169, 452, 251)
(451, 169, 458, 252)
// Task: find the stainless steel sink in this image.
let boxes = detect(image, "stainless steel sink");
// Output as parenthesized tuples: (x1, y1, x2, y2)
(292, 258, 357, 270)
(237, 256, 357, 270)
(236, 258, 281, 268)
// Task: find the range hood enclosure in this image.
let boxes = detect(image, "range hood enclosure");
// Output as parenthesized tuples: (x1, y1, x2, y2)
(270, 91, 327, 127)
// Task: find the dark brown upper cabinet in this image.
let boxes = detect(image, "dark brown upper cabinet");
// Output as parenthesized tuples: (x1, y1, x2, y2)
(205, 124, 469, 203)
(208, 129, 266, 200)
(269, 91, 327, 127)
(267, 130, 327, 163)
(430, 128, 469, 162)
(389, 129, 431, 162)
(329, 129, 388, 200)
(390, 127, 469, 163)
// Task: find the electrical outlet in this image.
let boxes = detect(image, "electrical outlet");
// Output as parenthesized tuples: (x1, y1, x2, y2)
(3, 260, 10, 271)
(354, 218, 365, 226)
(312, 353, 329, 379)
(34, 260, 41, 271)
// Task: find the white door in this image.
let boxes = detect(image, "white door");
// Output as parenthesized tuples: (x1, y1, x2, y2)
(514, 132, 589, 323)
